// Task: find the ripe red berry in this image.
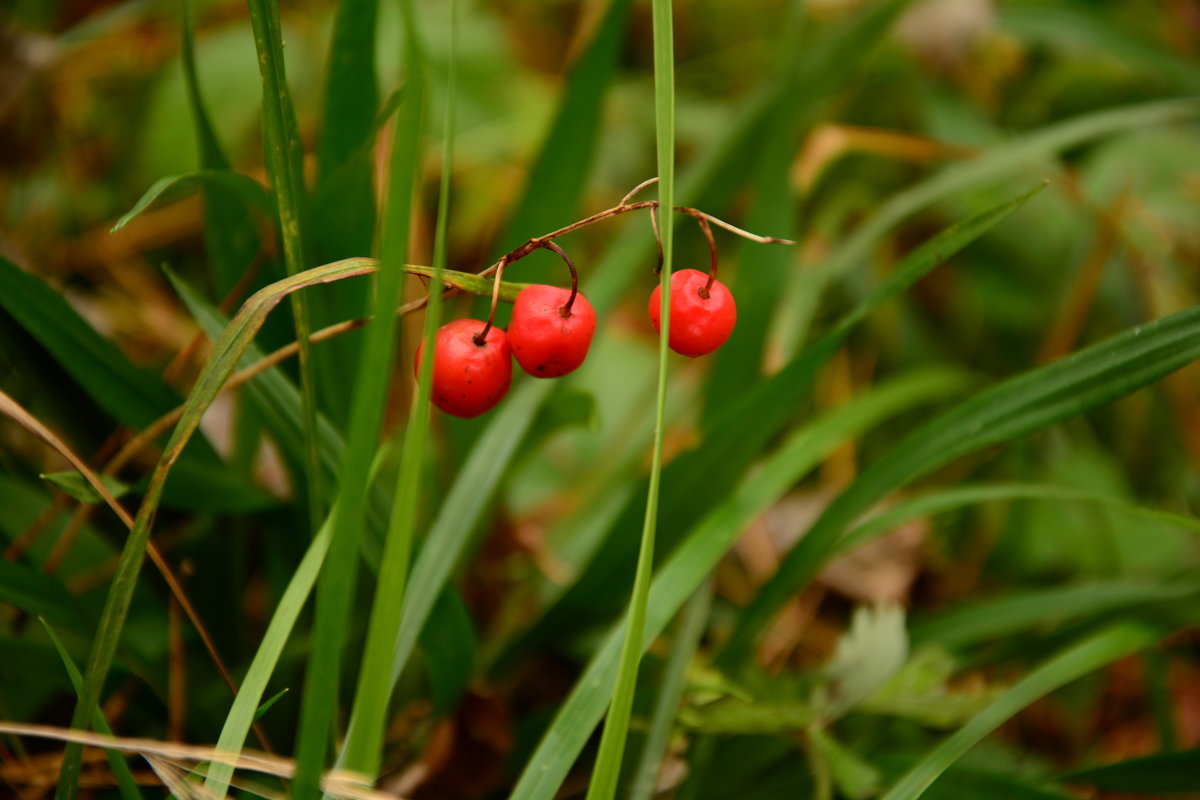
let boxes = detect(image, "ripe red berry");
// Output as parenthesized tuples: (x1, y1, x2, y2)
(508, 284, 597, 378)
(648, 268, 737, 357)
(415, 318, 512, 418)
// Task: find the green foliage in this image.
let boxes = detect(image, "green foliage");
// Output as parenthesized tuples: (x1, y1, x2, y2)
(3, 2, 1200, 799)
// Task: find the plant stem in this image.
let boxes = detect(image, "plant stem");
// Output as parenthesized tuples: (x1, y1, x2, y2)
(584, 1, 676, 798)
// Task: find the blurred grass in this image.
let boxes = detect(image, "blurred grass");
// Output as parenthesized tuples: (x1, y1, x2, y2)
(2, 1, 1200, 798)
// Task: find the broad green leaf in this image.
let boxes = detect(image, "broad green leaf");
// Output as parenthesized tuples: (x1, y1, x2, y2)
(0, 560, 85, 634)
(722, 302, 1200, 666)
(40, 620, 141, 800)
(40, 471, 129, 505)
(0, 255, 180, 430)
(1061, 746, 1200, 794)
(507, 185, 1043, 666)
(510, 369, 967, 800)
(878, 624, 1160, 800)
(418, 588, 476, 715)
(110, 170, 271, 234)
(820, 605, 908, 718)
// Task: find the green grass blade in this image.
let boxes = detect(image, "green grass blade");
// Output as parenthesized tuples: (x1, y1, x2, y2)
(782, 98, 1200, 350)
(911, 580, 1200, 651)
(721, 302, 1200, 667)
(839, 482, 1200, 556)
(111, 170, 271, 233)
(511, 370, 966, 800)
(54, 258, 375, 800)
(493, 0, 633, 275)
(383, 378, 552, 687)
(40, 620, 142, 800)
(629, 583, 711, 800)
(509, 185, 1042, 665)
(181, 0, 260, 297)
(583, 0, 676, 796)
(289, 2, 425, 793)
(1060, 746, 1200, 794)
(245, 0, 323, 534)
(878, 624, 1160, 800)
(205, 517, 330, 796)
(339, 0, 455, 777)
(0, 255, 180, 430)
(317, 0, 378, 181)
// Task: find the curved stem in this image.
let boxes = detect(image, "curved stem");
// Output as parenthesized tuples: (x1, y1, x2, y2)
(538, 240, 579, 315)
(475, 255, 508, 345)
(695, 215, 717, 296)
(621, 176, 660, 206)
(649, 206, 664, 273)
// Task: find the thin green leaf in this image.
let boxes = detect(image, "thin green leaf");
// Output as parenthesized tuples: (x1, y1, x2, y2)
(839, 482, 1200, 557)
(252, 688, 289, 724)
(630, 584, 712, 800)
(783, 98, 1200, 349)
(1061, 746, 1200, 794)
(290, 0, 425, 790)
(722, 302, 1200, 667)
(583, 0, 676, 796)
(511, 369, 967, 800)
(40, 471, 129, 505)
(0, 255, 179, 430)
(110, 170, 270, 233)
(878, 624, 1160, 800)
(40, 620, 142, 800)
(809, 726, 884, 800)
(912, 580, 1200, 651)
(494, 0, 633, 282)
(245, 0, 323, 538)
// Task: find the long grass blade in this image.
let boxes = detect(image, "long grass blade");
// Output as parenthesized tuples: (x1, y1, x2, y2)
(339, 0, 456, 777)
(289, 1, 425, 793)
(721, 302, 1200, 667)
(583, 0, 675, 796)
(878, 624, 1160, 800)
(245, 0, 324, 534)
(511, 370, 966, 800)
(40, 619, 142, 800)
(629, 583, 712, 800)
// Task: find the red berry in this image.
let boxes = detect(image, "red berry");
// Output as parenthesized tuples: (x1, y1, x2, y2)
(508, 284, 597, 378)
(648, 268, 737, 357)
(415, 318, 512, 418)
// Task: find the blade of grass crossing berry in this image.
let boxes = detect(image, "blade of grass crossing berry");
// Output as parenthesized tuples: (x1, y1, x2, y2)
(879, 624, 1160, 800)
(583, 1, 675, 797)
(720, 303, 1200, 668)
(778, 97, 1200, 353)
(245, 0, 324, 534)
(505, 185, 1043, 664)
(40, 620, 141, 800)
(52, 259, 374, 800)
(510, 370, 968, 800)
(340, 0, 454, 777)
(289, 3, 425, 794)
(629, 583, 711, 800)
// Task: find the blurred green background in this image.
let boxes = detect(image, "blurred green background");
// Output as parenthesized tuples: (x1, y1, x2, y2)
(2, 0, 1200, 797)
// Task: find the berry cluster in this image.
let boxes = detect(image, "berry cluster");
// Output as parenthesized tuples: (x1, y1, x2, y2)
(415, 181, 788, 418)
